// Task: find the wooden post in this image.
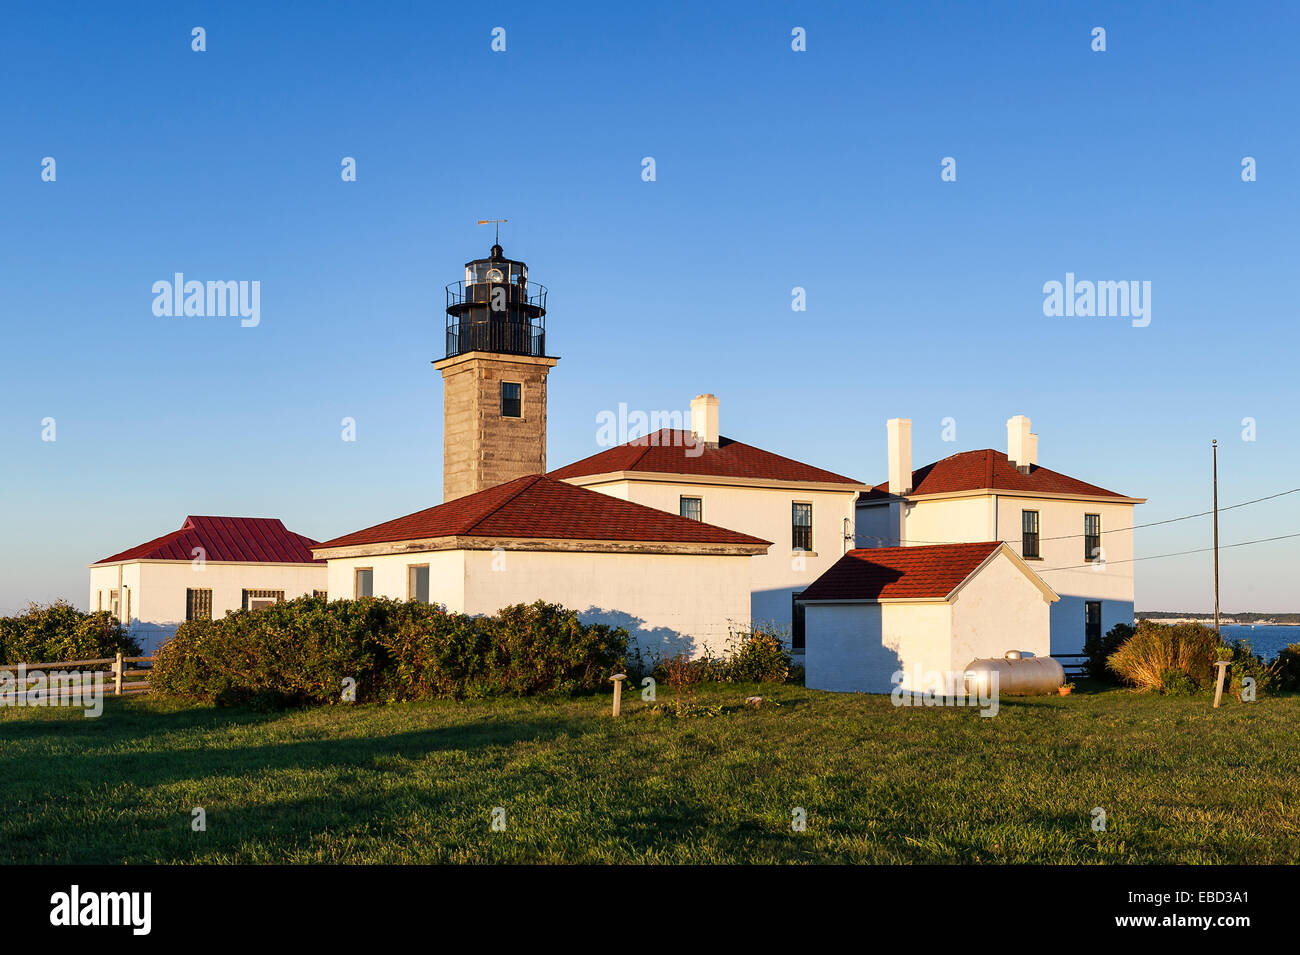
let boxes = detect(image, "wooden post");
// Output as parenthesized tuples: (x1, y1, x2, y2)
(114, 651, 123, 697)
(1213, 660, 1230, 708)
(609, 673, 627, 717)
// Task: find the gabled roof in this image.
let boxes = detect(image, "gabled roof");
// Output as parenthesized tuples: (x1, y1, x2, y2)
(93, 516, 322, 565)
(797, 541, 1056, 602)
(857, 449, 1136, 502)
(312, 474, 771, 552)
(548, 428, 863, 486)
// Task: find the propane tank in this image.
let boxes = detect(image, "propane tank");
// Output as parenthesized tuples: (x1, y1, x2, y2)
(963, 651, 1065, 697)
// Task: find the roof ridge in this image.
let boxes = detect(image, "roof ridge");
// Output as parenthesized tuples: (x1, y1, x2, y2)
(462, 474, 547, 535)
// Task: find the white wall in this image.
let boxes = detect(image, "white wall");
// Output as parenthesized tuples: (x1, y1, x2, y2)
(994, 496, 1135, 654)
(324, 551, 465, 609)
(805, 601, 951, 694)
(326, 547, 753, 662)
(89, 560, 326, 655)
(578, 478, 857, 636)
(949, 551, 1052, 668)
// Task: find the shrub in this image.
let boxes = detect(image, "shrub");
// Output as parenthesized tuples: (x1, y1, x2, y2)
(0, 601, 140, 665)
(1084, 622, 1133, 681)
(1159, 668, 1198, 696)
(1274, 643, 1300, 692)
(151, 596, 628, 706)
(723, 623, 792, 683)
(1107, 620, 1218, 692)
(1214, 639, 1274, 697)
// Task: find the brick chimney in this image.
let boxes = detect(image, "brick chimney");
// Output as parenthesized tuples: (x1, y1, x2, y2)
(690, 394, 720, 448)
(887, 418, 912, 495)
(1007, 414, 1038, 473)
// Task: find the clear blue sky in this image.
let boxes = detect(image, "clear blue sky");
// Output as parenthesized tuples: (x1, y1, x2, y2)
(3, 1, 1298, 614)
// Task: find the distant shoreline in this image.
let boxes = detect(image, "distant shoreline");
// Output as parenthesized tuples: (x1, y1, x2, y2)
(1136, 613, 1300, 626)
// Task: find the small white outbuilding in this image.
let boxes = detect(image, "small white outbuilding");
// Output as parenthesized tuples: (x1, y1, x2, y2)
(800, 541, 1058, 694)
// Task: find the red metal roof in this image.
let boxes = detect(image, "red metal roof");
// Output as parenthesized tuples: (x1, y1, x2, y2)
(314, 474, 771, 551)
(94, 516, 323, 565)
(857, 449, 1131, 501)
(548, 428, 863, 485)
(797, 542, 1004, 601)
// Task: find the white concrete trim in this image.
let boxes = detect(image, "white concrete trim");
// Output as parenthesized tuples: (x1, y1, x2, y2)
(313, 535, 770, 561)
(560, 470, 868, 494)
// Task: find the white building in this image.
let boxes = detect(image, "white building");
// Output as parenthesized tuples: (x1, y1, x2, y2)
(550, 394, 868, 650)
(854, 416, 1145, 655)
(311, 473, 769, 660)
(88, 515, 327, 654)
(801, 541, 1058, 693)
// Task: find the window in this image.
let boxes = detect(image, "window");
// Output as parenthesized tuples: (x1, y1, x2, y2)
(354, 568, 374, 598)
(1022, 510, 1040, 559)
(679, 496, 703, 521)
(97, 590, 102, 612)
(243, 589, 284, 611)
(501, 381, 522, 418)
(408, 565, 430, 603)
(792, 502, 813, 551)
(110, 589, 120, 618)
(1085, 601, 1102, 643)
(313, 590, 328, 599)
(186, 588, 213, 621)
(791, 592, 806, 651)
(1084, 513, 1101, 561)
(125, 588, 131, 623)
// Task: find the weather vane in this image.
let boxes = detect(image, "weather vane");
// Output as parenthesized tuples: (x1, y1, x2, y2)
(477, 218, 507, 245)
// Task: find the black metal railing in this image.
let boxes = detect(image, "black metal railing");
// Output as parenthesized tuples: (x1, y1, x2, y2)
(445, 317, 546, 358)
(446, 280, 547, 313)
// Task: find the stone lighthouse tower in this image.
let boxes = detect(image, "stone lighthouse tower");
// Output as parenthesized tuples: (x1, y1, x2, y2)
(434, 241, 558, 501)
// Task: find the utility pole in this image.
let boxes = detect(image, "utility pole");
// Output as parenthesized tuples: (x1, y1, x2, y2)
(1212, 439, 1220, 636)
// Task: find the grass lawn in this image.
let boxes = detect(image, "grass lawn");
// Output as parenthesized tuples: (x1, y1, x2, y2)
(2, 681, 1298, 864)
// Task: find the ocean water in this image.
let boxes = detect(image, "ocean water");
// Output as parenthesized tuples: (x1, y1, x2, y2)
(1219, 625, 1299, 662)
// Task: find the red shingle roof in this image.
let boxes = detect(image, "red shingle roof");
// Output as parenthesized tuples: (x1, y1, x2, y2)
(313, 474, 771, 551)
(798, 542, 1004, 601)
(857, 449, 1131, 501)
(548, 429, 862, 485)
(94, 516, 322, 565)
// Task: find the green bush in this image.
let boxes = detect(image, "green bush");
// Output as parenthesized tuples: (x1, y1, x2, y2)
(0, 601, 140, 664)
(1214, 639, 1274, 697)
(1274, 643, 1300, 692)
(1107, 620, 1218, 692)
(723, 624, 792, 683)
(151, 596, 629, 707)
(649, 623, 793, 685)
(1159, 668, 1198, 696)
(1084, 622, 1133, 682)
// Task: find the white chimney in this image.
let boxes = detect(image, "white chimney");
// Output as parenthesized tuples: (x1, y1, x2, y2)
(1007, 414, 1038, 472)
(690, 393, 720, 447)
(887, 418, 912, 495)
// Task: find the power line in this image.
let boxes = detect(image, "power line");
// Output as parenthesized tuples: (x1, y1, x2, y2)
(1035, 530, 1300, 573)
(854, 485, 1300, 547)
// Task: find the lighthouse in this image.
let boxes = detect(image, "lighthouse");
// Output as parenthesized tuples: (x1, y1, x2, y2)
(434, 240, 558, 501)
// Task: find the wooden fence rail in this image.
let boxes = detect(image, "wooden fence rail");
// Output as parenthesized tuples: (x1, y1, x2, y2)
(0, 652, 156, 697)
